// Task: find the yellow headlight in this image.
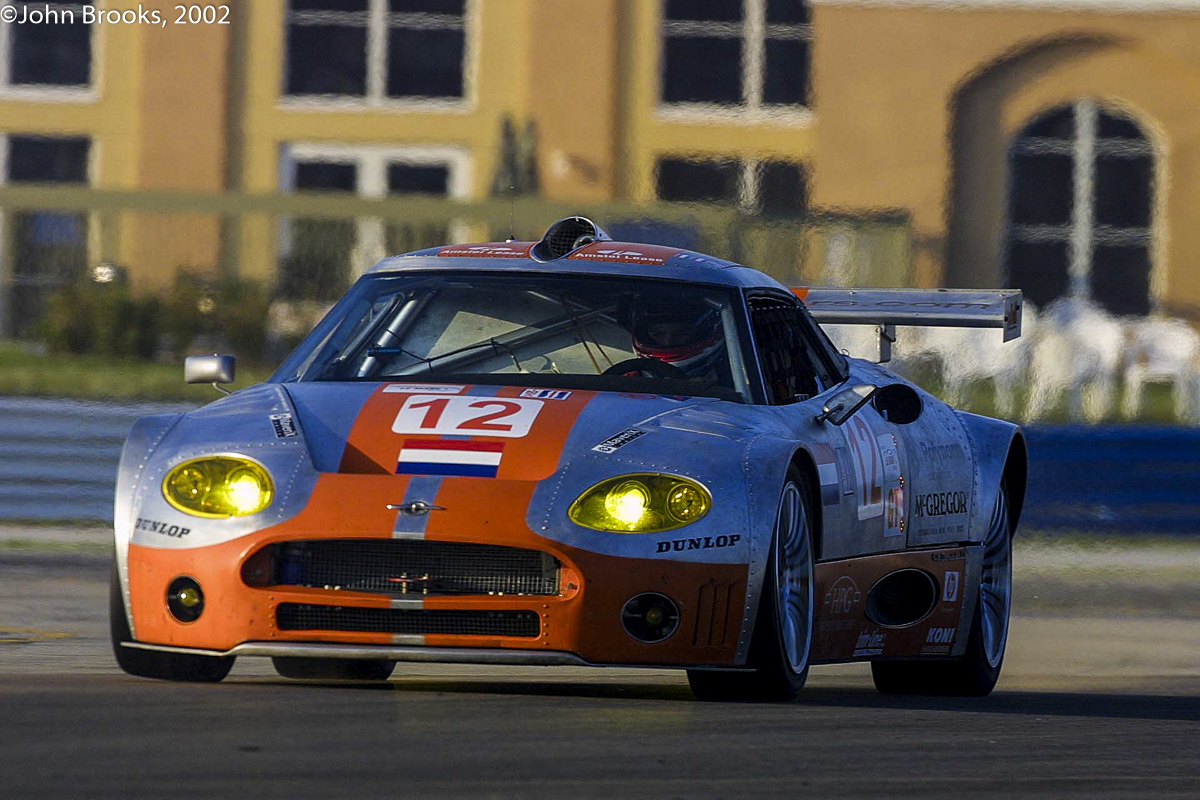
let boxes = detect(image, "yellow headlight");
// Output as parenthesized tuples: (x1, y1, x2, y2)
(162, 457, 273, 518)
(568, 474, 710, 533)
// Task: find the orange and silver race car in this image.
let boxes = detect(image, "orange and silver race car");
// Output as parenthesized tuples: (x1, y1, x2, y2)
(111, 216, 1027, 700)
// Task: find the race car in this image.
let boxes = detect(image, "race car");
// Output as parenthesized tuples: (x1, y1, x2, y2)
(111, 216, 1027, 700)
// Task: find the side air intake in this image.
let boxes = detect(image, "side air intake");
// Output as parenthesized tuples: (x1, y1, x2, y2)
(864, 569, 939, 627)
(531, 216, 610, 261)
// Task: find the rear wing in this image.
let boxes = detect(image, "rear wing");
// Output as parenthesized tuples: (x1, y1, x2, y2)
(791, 287, 1023, 362)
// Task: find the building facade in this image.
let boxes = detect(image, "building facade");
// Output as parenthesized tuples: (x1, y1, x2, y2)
(1, 0, 1199, 337)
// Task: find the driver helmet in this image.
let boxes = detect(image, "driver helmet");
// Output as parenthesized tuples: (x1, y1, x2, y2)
(630, 294, 725, 376)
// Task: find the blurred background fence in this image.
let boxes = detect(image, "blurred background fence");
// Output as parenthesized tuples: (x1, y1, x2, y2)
(0, 184, 911, 353)
(0, 396, 192, 522)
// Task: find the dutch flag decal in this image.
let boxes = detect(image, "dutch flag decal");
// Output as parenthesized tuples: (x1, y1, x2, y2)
(396, 439, 504, 478)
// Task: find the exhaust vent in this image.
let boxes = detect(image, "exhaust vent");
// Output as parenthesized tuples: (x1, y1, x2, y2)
(531, 216, 610, 261)
(865, 569, 938, 627)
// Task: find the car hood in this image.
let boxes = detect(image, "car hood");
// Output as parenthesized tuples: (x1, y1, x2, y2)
(279, 381, 765, 481)
(127, 382, 778, 551)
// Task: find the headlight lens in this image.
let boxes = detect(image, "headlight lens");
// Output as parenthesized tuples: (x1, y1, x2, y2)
(568, 474, 711, 532)
(162, 457, 273, 518)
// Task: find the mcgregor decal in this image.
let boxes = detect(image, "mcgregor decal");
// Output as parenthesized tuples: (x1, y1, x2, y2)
(391, 395, 544, 438)
(135, 518, 190, 538)
(655, 534, 741, 553)
(914, 491, 969, 518)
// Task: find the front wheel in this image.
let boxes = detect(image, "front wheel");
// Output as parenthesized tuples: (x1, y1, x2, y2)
(872, 481, 1013, 696)
(109, 557, 234, 682)
(689, 467, 814, 701)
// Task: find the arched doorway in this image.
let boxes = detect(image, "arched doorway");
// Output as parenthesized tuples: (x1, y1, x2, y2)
(1004, 100, 1155, 314)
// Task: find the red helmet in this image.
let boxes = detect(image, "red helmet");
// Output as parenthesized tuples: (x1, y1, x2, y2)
(631, 296, 724, 375)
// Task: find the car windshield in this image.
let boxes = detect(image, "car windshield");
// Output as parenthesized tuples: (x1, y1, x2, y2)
(273, 271, 752, 402)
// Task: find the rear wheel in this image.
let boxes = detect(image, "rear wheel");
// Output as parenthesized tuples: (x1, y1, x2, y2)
(689, 468, 814, 702)
(109, 557, 234, 682)
(271, 657, 396, 681)
(872, 481, 1013, 696)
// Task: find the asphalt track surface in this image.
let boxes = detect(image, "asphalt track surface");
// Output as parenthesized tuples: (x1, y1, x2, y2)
(2, 544, 1198, 799)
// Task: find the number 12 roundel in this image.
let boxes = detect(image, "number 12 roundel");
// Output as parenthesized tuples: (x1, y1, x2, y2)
(391, 394, 545, 438)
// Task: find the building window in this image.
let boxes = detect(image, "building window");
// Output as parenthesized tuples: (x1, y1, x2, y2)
(284, 0, 467, 102)
(1005, 100, 1155, 315)
(0, 2, 92, 89)
(660, 0, 810, 109)
(0, 134, 91, 338)
(656, 156, 808, 218)
(278, 144, 468, 299)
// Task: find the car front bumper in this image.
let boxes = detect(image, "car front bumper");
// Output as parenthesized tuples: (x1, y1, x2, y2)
(120, 475, 752, 668)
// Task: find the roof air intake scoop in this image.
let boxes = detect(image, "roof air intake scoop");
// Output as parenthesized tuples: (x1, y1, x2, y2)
(531, 216, 611, 261)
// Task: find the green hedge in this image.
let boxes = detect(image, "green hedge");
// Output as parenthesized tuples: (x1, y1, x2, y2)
(39, 272, 272, 363)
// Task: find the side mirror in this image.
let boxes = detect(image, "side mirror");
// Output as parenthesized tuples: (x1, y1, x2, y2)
(185, 354, 236, 393)
(873, 383, 922, 424)
(815, 384, 876, 426)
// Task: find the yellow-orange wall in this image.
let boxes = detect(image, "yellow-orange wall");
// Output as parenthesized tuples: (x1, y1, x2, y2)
(810, 3, 1200, 313)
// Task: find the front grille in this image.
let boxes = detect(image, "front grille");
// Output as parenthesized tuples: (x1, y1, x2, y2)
(261, 539, 560, 597)
(276, 604, 540, 638)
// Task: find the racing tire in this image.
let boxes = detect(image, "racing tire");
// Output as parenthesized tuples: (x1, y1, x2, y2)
(109, 556, 234, 683)
(271, 657, 396, 681)
(688, 467, 815, 702)
(871, 480, 1013, 696)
